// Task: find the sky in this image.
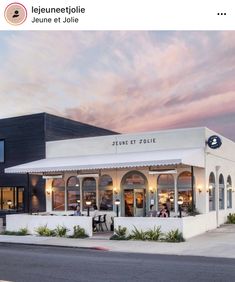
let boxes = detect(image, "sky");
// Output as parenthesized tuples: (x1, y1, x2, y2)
(0, 31, 235, 140)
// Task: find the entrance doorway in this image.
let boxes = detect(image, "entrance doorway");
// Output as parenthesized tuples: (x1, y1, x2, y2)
(124, 189, 145, 217)
(121, 171, 148, 217)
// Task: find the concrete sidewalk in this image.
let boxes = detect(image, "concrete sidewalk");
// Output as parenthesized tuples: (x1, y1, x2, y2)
(0, 225, 235, 259)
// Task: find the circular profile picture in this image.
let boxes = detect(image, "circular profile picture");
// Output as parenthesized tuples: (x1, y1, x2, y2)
(4, 2, 27, 25)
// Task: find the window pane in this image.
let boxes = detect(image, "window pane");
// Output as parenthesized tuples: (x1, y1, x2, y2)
(67, 189, 80, 210)
(52, 179, 65, 211)
(99, 175, 113, 211)
(0, 141, 4, 163)
(122, 172, 146, 189)
(177, 172, 192, 211)
(227, 176, 232, 208)
(17, 188, 24, 211)
(2, 187, 14, 210)
(219, 174, 224, 210)
(209, 172, 215, 211)
(83, 178, 96, 209)
(157, 174, 174, 211)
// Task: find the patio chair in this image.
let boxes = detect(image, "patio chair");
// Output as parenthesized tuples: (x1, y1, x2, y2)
(98, 214, 108, 231)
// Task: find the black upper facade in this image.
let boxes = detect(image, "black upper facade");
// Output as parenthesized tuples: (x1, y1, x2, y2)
(0, 113, 117, 214)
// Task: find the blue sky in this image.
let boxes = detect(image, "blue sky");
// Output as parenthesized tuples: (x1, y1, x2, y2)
(0, 31, 235, 140)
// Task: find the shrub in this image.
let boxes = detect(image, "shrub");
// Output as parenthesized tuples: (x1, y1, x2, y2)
(35, 225, 55, 237)
(18, 227, 29, 235)
(110, 225, 129, 240)
(164, 229, 185, 242)
(71, 225, 88, 238)
(1, 227, 29, 236)
(54, 225, 69, 237)
(129, 226, 147, 241)
(227, 213, 235, 224)
(186, 204, 200, 216)
(145, 226, 162, 241)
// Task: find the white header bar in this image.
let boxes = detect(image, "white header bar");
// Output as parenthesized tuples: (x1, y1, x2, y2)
(0, 0, 234, 30)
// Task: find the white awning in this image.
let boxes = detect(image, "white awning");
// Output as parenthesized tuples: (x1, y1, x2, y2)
(5, 148, 205, 174)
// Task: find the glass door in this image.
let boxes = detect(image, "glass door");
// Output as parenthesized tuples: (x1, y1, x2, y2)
(124, 189, 145, 217)
(124, 189, 134, 216)
(134, 189, 145, 217)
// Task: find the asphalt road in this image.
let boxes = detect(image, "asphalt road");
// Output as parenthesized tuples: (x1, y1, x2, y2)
(0, 244, 235, 282)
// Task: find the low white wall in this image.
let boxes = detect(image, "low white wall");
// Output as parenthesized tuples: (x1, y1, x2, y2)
(115, 217, 183, 235)
(114, 213, 220, 239)
(6, 214, 93, 237)
(0, 218, 3, 232)
(182, 213, 217, 239)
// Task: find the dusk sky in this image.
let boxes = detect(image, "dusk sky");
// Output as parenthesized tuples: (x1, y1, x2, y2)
(0, 31, 235, 140)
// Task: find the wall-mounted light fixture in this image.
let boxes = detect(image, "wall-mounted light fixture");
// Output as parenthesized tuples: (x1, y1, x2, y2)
(207, 184, 213, 193)
(197, 185, 202, 193)
(149, 187, 154, 194)
(46, 187, 51, 195)
(113, 187, 118, 195)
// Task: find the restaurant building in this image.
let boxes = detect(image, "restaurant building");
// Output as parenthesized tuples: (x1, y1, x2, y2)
(5, 126, 235, 237)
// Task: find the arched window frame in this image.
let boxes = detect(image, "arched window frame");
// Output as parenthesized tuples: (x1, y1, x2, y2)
(227, 175, 232, 209)
(209, 172, 215, 211)
(52, 178, 65, 211)
(219, 174, 225, 210)
(82, 177, 96, 210)
(67, 176, 80, 211)
(121, 170, 148, 217)
(157, 174, 175, 211)
(99, 174, 113, 211)
(177, 171, 193, 211)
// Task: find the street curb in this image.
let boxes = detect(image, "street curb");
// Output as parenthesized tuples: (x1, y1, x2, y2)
(0, 241, 110, 251)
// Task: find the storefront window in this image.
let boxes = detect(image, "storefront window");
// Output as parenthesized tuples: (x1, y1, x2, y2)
(157, 174, 174, 211)
(52, 179, 65, 211)
(0, 187, 24, 211)
(99, 175, 113, 211)
(177, 171, 193, 211)
(83, 177, 96, 209)
(219, 174, 225, 210)
(227, 176, 232, 209)
(209, 172, 215, 211)
(67, 176, 80, 211)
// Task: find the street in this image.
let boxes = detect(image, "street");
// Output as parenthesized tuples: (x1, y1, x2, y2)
(0, 244, 235, 282)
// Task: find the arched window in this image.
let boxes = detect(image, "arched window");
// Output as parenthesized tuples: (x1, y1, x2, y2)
(82, 177, 96, 209)
(121, 171, 147, 217)
(99, 175, 113, 211)
(227, 175, 232, 209)
(67, 176, 80, 211)
(52, 179, 65, 211)
(177, 171, 192, 211)
(219, 174, 225, 210)
(121, 171, 146, 188)
(209, 172, 215, 211)
(157, 174, 174, 211)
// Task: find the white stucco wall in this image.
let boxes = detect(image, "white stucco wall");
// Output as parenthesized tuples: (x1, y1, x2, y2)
(114, 213, 220, 239)
(46, 127, 206, 158)
(6, 214, 93, 237)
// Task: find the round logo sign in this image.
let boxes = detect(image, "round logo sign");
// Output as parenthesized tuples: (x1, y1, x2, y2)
(4, 3, 27, 26)
(207, 135, 222, 149)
